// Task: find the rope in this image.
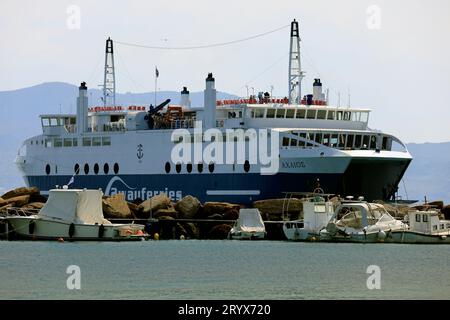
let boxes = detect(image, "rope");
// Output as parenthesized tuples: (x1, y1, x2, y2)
(115, 24, 290, 50)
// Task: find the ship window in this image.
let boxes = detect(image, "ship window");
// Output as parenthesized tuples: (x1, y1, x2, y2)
(102, 137, 111, 146)
(266, 109, 275, 118)
(244, 160, 250, 172)
(343, 112, 351, 121)
(54, 138, 62, 147)
(31, 141, 33, 145)
(73, 138, 78, 147)
(104, 163, 109, 174)
(382, 137, 388, 150)
(74, 164, 80, 175)
(317, 110, 327, 120)
(322, 134, 330, 146)
(422, 214, 428, 223)
(327, 111, 335, 120)
(336, 111, 343, 120)
(362, 135, 370, 149)
(330, 134, 338, 147)
(315, 133, 322, 144)
(361, 112, 369, 123)
(354, 135, 362, 149)
(94, 163, 99, 175)
(45, 164, 50, 175)
(63, 139, 72, 147)
(440, 224, 445, 230)
(114, 163, 119, 174)
(296, 109, 306, 119)
(253, 109, 265, 118)
(176, 163, 182, 173)
(187, 163, 192, 173)
(370, 136, 377, 149)
(50, 118, 58, 126)
(276, 109, 286, 118)
(82, 138, 91, 146)
(84, 163, 89, 174)
(290, 138, 297, 147)
(165, 162, 170, 173)
(42, 118, 50, 126)
(338, 134, 346, 148)
(346, 135, 354, 149)
(286, 109, 295, 118)
(415, 214, 421, 222)
(197, 163, 203, 173)
(306, 109, 317, 119)
(92, 137, 101, 146)
(208, 162, 215, 173)
(282, 137, 290, 146)
(433, 225, 438, 231)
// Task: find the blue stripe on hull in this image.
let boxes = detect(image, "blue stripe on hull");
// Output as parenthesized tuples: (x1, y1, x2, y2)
(27, 173, 343, 204)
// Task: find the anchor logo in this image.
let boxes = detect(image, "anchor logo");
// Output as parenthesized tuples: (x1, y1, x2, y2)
(137, 144, 144, 162)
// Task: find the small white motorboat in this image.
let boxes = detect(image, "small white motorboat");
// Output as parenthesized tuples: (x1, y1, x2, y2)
(228, 208, 266, 240)
(6, 188, 147, 241)
(283, 195, 335, 241)
(319, 200, 408, 243)
(388, 209, 450, 244)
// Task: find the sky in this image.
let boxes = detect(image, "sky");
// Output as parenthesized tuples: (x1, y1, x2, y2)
(0, 0, 449, 143)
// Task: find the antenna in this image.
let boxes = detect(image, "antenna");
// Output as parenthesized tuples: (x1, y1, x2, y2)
(103, 37, 116, 107)
(288, 19, 305, 104)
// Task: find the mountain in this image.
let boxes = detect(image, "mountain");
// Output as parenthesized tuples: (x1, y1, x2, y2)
(0, 82, 449, 203)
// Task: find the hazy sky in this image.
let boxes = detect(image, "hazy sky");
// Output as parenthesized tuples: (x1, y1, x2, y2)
(1, 0, 449, 143)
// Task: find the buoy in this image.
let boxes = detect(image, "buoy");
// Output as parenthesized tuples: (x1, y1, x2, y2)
(180, 235, 185, 240)
(57, 237, 64, 243)
(153, 232, 159, 240)
(377, 230, 386, 241)
(136, 230, 144, 236)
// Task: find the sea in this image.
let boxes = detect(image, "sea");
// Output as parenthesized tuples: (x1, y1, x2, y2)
(0, 240, 449, 300)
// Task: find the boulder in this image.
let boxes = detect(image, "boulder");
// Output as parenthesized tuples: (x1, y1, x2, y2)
(175, 195, 201, 219)
(442, 205, 450, 220)
(201, 202, 240, 218)
(21, 202, 45, 210)
(429, 201, 444, 210)
(0, 204, 13, 214)
(253, 198, 303, 221)
(138, 193, 171, 214)
(102, 193, 133, 219)
(6, 195, 30, 207)
(207, 213, 224, 220)
(0, 197, 6, 207)
(29, 193, 48, 203)
(208, 224, 232, 239)
(127, 202, 141, 216)
(154, 208, 179, 219)
(1, 187, 39, 200)
(223, 208, 239, 220)
(182, 222, 199, 239)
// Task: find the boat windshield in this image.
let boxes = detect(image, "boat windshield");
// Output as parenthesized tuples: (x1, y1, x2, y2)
(336, 207, 363, 229)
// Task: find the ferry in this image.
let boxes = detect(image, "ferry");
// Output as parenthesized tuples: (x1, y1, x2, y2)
(14, 20, 412, 204)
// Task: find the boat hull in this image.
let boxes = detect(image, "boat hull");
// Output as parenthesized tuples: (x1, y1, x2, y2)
(6, 216, 146, 241)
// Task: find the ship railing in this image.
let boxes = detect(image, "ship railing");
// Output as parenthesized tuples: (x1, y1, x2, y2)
(103, 122, 126, 132)
(64, 125, 76, 133)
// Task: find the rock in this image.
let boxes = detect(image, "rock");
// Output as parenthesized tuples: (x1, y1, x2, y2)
(207, 213, 224, 220)
(208, 224, 232, 239)
(175, 195, 201, 219)
(429, 201, 444, 210)
(21, 202, 45, 210)
(201, 202, 240, 218)
(138, 193, 171, 214)
(127, 202, 140, 216)
(182, 222, 199, 239)
(442, 205, 450, 220)
(223, 208, 239, 220)
(1, 187, 39, 200)
(29, 193, 47, 203)
(0, 198, 6, 207)
(154, 208, 179, 219)
(0, 204, 13, 214)
(157, 215, 175, 220)
(253, 198, 303, 221)
(102, 193, 133, 219)
(6, 195, 30, 207)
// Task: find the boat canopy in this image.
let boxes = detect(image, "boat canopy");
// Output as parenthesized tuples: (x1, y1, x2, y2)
(235, 209, 266, 233)
(39, 189, 105, 224)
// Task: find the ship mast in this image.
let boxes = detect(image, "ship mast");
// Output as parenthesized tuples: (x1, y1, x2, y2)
(103, 37, 116, 107)
(288, 19, 304, 104)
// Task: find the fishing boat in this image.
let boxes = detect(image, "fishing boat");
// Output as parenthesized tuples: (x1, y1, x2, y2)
(6, 187, 147, 241)
(228, 208, 266, 240)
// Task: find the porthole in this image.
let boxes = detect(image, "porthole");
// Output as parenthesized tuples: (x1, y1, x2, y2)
(45, 164, 50, 175)
(176, 163, 182, 173)
(114, 163, 119, 174)
(74, 164, 80, 175)
(84, 163, 89, 174)
(94, 163, 99, 175)
(197, 163, 203, 173)
(208, 162, 215, 173)
(187, 163, 192, 173)
(104, 163, 109, 174)
(165, 162, 171, 173)
(244, 160, 250, 173)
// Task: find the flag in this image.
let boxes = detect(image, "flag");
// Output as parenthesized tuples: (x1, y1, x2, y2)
(67, 175, 75, 186)
(155, 66, 159, 78)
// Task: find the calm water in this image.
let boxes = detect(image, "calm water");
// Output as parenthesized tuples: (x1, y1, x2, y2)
(0, 240, 449, 299)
